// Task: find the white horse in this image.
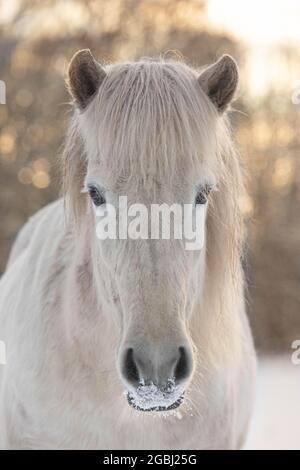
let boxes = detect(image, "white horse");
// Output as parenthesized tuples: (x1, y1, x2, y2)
(0, 50, 256, 449)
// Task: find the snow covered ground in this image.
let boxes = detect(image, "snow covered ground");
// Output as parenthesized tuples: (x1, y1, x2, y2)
(244, 355, 300, 450)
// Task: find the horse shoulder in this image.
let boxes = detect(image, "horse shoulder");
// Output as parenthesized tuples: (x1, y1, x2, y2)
(6, 199, 65, 270)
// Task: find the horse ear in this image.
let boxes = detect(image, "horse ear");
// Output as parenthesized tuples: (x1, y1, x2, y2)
(67, 49, 106, 109)
(198, 55, 238, 113)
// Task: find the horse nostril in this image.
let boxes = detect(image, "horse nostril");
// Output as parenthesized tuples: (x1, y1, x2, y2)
(122, 348, 140, 386)
(121, 344, 192, 390)
(174, 346, 191, 383)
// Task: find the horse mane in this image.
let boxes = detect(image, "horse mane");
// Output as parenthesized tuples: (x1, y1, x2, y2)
(62, 58, 246, 350)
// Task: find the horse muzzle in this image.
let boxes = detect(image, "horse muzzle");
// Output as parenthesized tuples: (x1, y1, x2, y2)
(126, 381, 185, 412)
(120, 341, 193, 412)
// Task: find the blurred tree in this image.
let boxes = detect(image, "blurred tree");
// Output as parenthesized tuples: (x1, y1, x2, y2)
(240, 50, 300, 351)
(3, 0, 299, 354)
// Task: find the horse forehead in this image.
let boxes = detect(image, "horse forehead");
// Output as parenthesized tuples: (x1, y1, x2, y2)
(87, 158, 214, 195)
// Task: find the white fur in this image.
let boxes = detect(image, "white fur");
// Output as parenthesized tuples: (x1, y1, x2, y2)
(0, 58, 256, 449)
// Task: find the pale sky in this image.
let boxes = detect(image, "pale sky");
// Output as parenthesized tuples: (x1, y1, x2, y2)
(207, 0, 300, 96)
(207, 0, 300, 46)
(1, 0, 300, 96)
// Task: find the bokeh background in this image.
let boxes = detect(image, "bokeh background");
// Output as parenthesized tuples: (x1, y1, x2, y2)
(1, 0, 300, 450)
(0, 1, 299, 372)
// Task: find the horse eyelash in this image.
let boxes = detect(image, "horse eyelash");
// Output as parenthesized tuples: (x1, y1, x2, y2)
(197, 183, 216, 195)
(81, 183, 106, 193)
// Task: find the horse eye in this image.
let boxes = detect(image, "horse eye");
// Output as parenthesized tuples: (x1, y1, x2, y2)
(195, 185, 213, 205)
(88, 186, 106, 206)
(195, 191, 207, 205)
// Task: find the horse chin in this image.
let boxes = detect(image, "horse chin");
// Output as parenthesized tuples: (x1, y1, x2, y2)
(127, 392, 184, 412)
